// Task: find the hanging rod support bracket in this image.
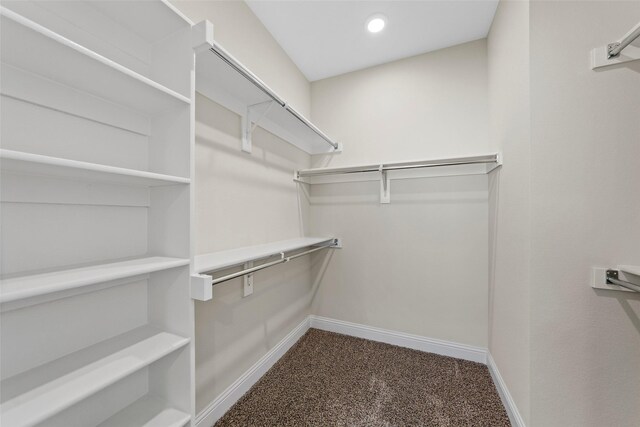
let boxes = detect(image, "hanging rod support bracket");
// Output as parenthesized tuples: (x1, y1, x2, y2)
(242, 100, 277, 153)
(380, 166, 390, 204)
(607, 42, 622, 59)
(591, 21, 640, 70)
(606, 269, 640, 293)
(243, 261, 254, 297)
(591, 267, 640, 293)
(191, 274, 213, 301)
(192, 20, 214, 54)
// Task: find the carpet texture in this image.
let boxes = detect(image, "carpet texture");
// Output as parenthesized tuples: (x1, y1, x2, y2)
(215, 329, 511, 427)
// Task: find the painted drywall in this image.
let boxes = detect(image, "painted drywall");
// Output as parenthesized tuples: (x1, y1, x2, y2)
(311, 39, 490, 167)
(529, 2, 640, 426)
(177, 3, 640, 424)
(169, 1, 314, 414)
(487, 0, 531, 424)
(308, 40, 491, 347)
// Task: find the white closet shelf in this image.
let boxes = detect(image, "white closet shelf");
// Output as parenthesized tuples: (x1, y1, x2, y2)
(97, 395, 190, 427)
(194, 237, 336, 274)
(0, 149, 190, 187)
(89, 0, 193, 44)
(0, 7, 190, 116)
(295, 153, 502, 204)
(0, 326, 190, 427)
(296, 153, 502, 181)
(0, 257, 190, 304)
(194, 21, 340, 155)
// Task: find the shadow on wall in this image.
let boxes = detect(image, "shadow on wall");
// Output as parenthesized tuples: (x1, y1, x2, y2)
(310, 249, 335, 304)
(193, 91, 311, 253)
(593, 288, 640, 335)
(195, 130, 295, 181)
(194, 249, 335, 407)
(195, 261, 309, 398)
(195, 93, 309, 202)
(195, 92, 306, 175)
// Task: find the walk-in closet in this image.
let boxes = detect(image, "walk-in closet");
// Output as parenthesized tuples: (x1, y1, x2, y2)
(1, 1, 638, 426)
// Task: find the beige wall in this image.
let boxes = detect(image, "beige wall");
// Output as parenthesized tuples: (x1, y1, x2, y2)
(487, 0, 531, 424)
(170, 1, 313, 414)
(308, 40, 491, 347)
(488, 1, 640, 425)
(311, 40, 490, 167)
(529, 1, 640, 426)
(177, 2, 640, 424)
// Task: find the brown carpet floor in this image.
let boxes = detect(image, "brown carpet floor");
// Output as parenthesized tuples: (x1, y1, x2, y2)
(215, 329, 511, 427)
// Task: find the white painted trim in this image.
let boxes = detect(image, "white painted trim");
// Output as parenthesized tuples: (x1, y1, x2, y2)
(309, 315, 487, 364)
(194, 317, 311, 427)
(487, 353, 526, 427)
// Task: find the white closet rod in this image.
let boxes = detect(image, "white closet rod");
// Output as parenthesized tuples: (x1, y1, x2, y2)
(297, 154, 500, 178)
(608, 22, 640, 58)
(209, 44, 285, 106)
(208, 43, 339, 151)
(206, 240, 338, 285)
(606, 270, 640, 292)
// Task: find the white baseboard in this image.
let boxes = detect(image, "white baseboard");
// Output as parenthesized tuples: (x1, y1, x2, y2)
(195, 316, 311, 427)
(487, 352, 526, 427)
(309, 315, 487, 364)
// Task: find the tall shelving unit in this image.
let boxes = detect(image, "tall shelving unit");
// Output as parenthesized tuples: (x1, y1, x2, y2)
(0, 1, 195, 425)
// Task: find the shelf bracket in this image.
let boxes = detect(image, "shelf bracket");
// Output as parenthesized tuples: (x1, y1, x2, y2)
(191, 274, 213, 301)
(380, 166, 390, 204)
(242, 100, 277, 153)
(243, 261, 254, 297)
(591, 21, 640, 70)
(591, 267, 639, 293)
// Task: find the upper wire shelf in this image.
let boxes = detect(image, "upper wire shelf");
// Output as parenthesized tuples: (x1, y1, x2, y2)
(193, 21, 341, 155)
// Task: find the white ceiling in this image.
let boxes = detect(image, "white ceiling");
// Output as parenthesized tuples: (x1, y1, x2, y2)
(246, 1, 499, 82)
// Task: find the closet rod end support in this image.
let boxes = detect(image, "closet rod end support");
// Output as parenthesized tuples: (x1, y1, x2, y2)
(192, 20, 214, 54)
(607, 42, 621, 59)
(330, 142, 344, 154)
(191, 274, 213, 301)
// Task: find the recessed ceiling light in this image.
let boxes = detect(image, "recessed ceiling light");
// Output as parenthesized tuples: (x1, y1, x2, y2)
(366, 14, 386, 34)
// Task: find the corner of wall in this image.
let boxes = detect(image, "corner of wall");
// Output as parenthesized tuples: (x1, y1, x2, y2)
(486, 0, 531, 424)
